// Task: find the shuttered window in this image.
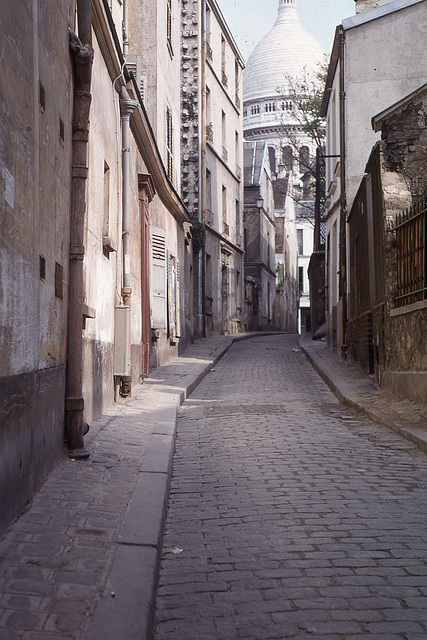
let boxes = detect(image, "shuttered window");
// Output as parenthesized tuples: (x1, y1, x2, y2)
(168, 253, 181, 341)
(151, 228, 167, 329)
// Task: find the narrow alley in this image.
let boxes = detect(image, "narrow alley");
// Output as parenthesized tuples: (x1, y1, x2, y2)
(155, 334, 427, 640)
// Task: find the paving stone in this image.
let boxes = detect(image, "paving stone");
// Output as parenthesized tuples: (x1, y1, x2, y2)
(155, 335, 427, 639)
(1, 333, 426, 639)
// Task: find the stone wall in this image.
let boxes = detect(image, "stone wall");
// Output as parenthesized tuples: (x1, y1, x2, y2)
(181, 0, 200, 219)
(0, 0, 74, 534)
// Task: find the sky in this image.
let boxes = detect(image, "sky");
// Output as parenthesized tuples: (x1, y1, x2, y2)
(219, 0, 356, 61)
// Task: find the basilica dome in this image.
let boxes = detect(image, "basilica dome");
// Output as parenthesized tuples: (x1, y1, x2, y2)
(243, 0, 325, 104)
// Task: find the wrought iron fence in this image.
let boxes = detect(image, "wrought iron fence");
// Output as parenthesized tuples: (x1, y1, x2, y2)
(394, 197, 426, 307)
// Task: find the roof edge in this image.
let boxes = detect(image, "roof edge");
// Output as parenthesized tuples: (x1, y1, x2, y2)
(343, 0, 424, 30)
(372, 82, 427, 131)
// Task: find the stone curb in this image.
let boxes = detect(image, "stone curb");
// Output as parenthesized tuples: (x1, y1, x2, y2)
(299, 340, 427, 457)
(87, 331, 281, 640)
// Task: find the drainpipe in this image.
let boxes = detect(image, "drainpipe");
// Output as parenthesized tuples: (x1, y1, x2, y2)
(200, 0, 207, 338)
(120, 87, 137, 308)
(339, 26, 348, 357)
(66, 0, 93, 458)
(119, 0, 137, 394)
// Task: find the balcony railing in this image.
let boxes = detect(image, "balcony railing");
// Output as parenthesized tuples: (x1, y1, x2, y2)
(222, 146, 228, 163)
(206, 123, 213, 144)
(222, 221, 230, 237)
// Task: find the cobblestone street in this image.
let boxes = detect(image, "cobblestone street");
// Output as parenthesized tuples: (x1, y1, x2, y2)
(155, 334, 427, 640)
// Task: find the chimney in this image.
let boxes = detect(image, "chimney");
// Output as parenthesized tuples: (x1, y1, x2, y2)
(354, 0, 380, 13)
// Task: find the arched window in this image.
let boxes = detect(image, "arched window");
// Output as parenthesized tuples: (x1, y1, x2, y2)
(282, 146, 293, 171)
(299, 146, 310, 172)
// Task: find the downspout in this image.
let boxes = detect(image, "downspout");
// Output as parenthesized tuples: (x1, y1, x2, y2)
(339, 26, 348, 357)
(119, 0, 137, 394)
(120, 86, 137, 309)
(66, 0, 93, 458)
(200, 0, 207, 338)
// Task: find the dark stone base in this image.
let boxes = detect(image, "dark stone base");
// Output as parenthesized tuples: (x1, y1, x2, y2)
(0, 366, 66, 536)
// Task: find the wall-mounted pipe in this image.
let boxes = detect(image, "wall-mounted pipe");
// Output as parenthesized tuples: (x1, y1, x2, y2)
(339, 26, 348, 357)
(120, 86, 137, 307)
(200, 0, 207, 338)
(66, 0, 93, 458)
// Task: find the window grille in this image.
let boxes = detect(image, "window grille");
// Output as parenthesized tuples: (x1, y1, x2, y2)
(394, 197, 426, 307)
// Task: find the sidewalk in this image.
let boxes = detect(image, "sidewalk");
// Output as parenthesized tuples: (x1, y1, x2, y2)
(0, 333, 270, 640)
(298, 334, 427, 455)
(0, 331, 425, 640)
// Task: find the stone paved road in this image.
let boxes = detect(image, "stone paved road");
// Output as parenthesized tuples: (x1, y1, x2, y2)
(155, 334, 427, 640)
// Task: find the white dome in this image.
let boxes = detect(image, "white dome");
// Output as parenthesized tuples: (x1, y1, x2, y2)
(243, 0, 325, 104)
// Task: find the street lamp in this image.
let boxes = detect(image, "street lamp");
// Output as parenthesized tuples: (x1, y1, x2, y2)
(256, 194, 264, 210)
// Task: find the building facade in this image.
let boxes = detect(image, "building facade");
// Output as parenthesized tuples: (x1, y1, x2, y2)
(0, 0, 247, 536)
(0, 0, 75, 535)
(346, 85, 427, 402)
(242, 0, 325, 333)
(243, 141, 276, 331)
(321, 0, 427, 354)
(181, 0, 245, 338)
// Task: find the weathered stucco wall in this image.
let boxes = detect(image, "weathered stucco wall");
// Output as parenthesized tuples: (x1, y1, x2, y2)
(344, 0, 427, 210)
(0, 0, 74, 534)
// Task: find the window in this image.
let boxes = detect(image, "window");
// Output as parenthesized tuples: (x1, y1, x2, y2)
(394, 198, 427, 307)
(268, 146, 276, 174)
(206, 169, 212, 223)
(222, 185, 227, 233)
(299, 266, 304, 295)
(166, 106, 173, 182)
(221, 111, 228, 163)
(235, 199, 240, 237)
(221, 35, 227, 86)
(297, 228, 304, 255)
(151, 228, 167, 329)
(281, 100, 293, 112)
(299, 146, 310, 172)
(206, 5, 211, 45)
(103, 161, 110, 240)
(39, 255, 46, 281)
(221, 110, 226, 147)
(265, 102, 276, 113)
(59, 118, 65, 142)
(235, 59, 240, 106)
(168, 253, 181, 341)
(55, 262, 63, 299)
(206, 85, 211, 123)
(282, 146, 293, 171)
(250, 104, 260, 116)
(167, 0, 173, 56)
(39, 81, 45, 112)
